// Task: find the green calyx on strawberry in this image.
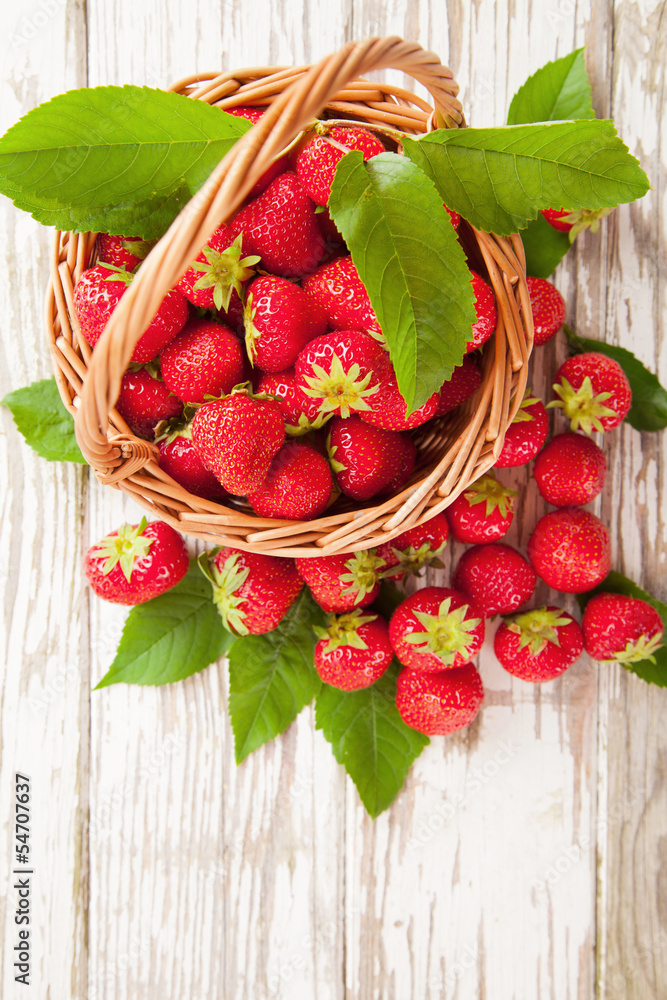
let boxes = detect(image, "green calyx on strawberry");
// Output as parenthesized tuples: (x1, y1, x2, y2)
(199, 548, 251, 634)
(383, 539, 447, 578)
(340, 550, 385, 602)
(313, 609, 376, 654)
(549, 375, 617, 435)
(377, 512, 450, 579)
(189, 232, 260, 312)
(542, 206, 614, 242)
(94, 516, 153, 581)
(100, 261, 135, 286)
(505, 606, 575, 657)
(403, 597, 483, 667)
(296, 549, 386, 613)
(301, 352, 379, 417)
(461, 473, 517, 519)
(582, 593, 665, 665)
(549, 353, 632, 435)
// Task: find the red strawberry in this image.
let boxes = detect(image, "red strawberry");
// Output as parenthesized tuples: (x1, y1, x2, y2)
(115, 366, 182, 440)
(527, 276, 566, 346)
(377, 512, 450, 579)
(302, 255, 383, 341)
(295, 125, 385, 205)
(313, 610, 393, 690)
(389, 586, 484, 671)
(224, 106, 287, 196)
(175, 226, 259, 312)
(191, 389, 284, 495)
(73, 264, 189, 363)
(255, 369, 329, 435)
(360, 365, 440, 431)
(295, 329, 385, 420)
(327, 415, 416, 501)
(396, 664, 484, 735)
(84, 518, 189, 605)
(533, 432, 606, 507)
(549, 352, 631, 434)
(201, 546, 303, 635)
(466, 272, 497, 352)
(315, 207, 346, 248)
(244, 275, 327, 372)
(541, 207, 575, 232)
(157, 423, 226, 500)
(445, 206, 461, 230)
(494, 390, 549, 467)
(541, 206, 614, 239)
(160, 319, 245, 404)
(527, 507, 611, 593)
(226, 105, 266, 125)
(247, 441, 333, 520)
(95, 233, 155, 272)
(582, 593, 664, 664)
(231, 171, 325, 278)
(434, 356, 483, 416)
(453, 543, 536, 618)
(446, 472, 517, 544)
(296, 549, 386, 613)
(494, 606, 584, 682)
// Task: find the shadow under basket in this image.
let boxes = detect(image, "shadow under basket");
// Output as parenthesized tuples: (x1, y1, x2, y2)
(44, 36, 533, 558)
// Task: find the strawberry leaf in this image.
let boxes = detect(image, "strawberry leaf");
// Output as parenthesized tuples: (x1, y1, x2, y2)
(564, 325, 667, 431)
(1, 377, 86, 463)
(520, 212, 572, 278)
(227, 589, 325, 763)
(577, 572, 667, 686)
(329, 151, 476, 414)
(0, 86, 252, 239)
(315, 660, 429, 818)
(95, 561, 232, 687)
(402, 120, 650, 236)
(507, 48, 595, 125)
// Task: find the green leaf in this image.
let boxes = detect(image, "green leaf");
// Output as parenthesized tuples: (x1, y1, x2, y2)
(402, 120, 650, 236)
(227, 589, 325, 763)
(564, 325, 667, 431)
(577, 572, 667, 686)
(95, 562, 232, 687)
(520, 211, 572, 278)
(0, 85, 252, 239)
(315, 661, 429, 818)
(507, 49, 594, 125)
(329, 151, 476, 414)
(1, 377, 86, 463)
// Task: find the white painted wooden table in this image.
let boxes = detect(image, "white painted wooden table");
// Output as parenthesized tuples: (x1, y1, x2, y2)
(1, 2, 665, 997)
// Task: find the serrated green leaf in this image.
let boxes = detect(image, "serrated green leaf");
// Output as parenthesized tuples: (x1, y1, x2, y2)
(520, 212, 572, 278)
(402, 120, 650, 236)
(1, 377, 86, 463)
(564, 325, 667, 431)
(577, 572, 667, 686)
(227, 589, 325, 763)
(507, 49, 594, 125)
(329, 151, 476, 414)
(0, 85, 251, 238)
(95, 561, 232, 687)
(315, 661, 429, 817)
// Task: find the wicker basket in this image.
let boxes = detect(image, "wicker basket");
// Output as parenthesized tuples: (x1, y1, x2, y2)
(45, 37, 533, 557)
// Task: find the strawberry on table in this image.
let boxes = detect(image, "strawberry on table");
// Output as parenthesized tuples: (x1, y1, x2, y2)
(466, 272, 497, 352)
(541, 206, 614, 239)
(527, 507, 611, 594)
(446, 472, 517, 544)
(302, 255, 384, 342)
(175, 225, 259, 312)
(160, 318, 245, 403)
(201, 546, 303, 635)
(296, 549, 386, 613)
(295, 124, 385, 206)
(396, 663, 484, 736)
(95, 233, 155, 272)
(247, 441, 333, 520)
(327, 415, 416, 501)
(244, 275, 327, 372)
(494, 390, 549, 467)
(582, 593, 664, 665)
(389, 587, 485, 671)
(533, 432, 606, 507)
(541, 207, 575, 232)
(453, 543, 536, 618)
(313, 610, 394, 690)
(549, 352, 631, 434)
(494, 606, 584, 682)
(296, 329, 386, 420)
(115, 365, 183, 440)
(84, 518, 189, 605)
(377, 511, 450, 579)
(527, 276, 566, 346)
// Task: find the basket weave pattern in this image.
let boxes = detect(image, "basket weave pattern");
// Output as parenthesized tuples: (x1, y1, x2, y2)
(45, 37, 533, 557)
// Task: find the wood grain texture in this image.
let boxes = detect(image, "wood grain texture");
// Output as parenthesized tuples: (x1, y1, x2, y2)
(0, 0, 664, 998)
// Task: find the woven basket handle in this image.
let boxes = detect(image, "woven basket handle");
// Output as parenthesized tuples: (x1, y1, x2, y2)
(75, 37, 464, 472)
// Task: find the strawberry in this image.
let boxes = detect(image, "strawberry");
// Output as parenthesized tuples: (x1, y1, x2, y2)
(527, 507, 611, 593)
(315, 207, 346, 248)
(453, 543, 536, 618)
(582, 593, 664, 664)
(396, 664, 484, 735)
(302, 255, 383, 342)
(494, 606, 584, 682)
(73, 264, 189, 363)
(389, 586, 484, 671)
(95, 233, 155, 272)
(549, 352, 632, 434)
(224, 106, 287, 196)
(541, 206, 614, 240)
(244, 275, 327, 372)
(255, 369, 329, 435)
(295, 329, 385, 420)
(200, 546, 303, 635)
(84, 518, 189, 605)
(115, 366, 182, 440)
(360, 364, 440, 431)
(295, 125, 385, 206)
(296, 549, 386, 613)
(326, 415, 416, 501)
(533, 432, 606, 507)
(313, 610, 393, 690)
(175, 226, 259, 312)
(527, 276, 566, 346)
(541, 207, 575, 232)
(247, 441, 333, 520)
(446, 472, 517, 543)
(156, 422, 226, 500)
(231, 171, 325, 278)
(160, 319, 245, 404)
(434, 356, 483, 416)
(494, 390, 548, 467)
(445, 206, 461, 230)
(466, 272, 497, 352)
(191, 389, 284, 495)
(377, 512, 450, 579)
